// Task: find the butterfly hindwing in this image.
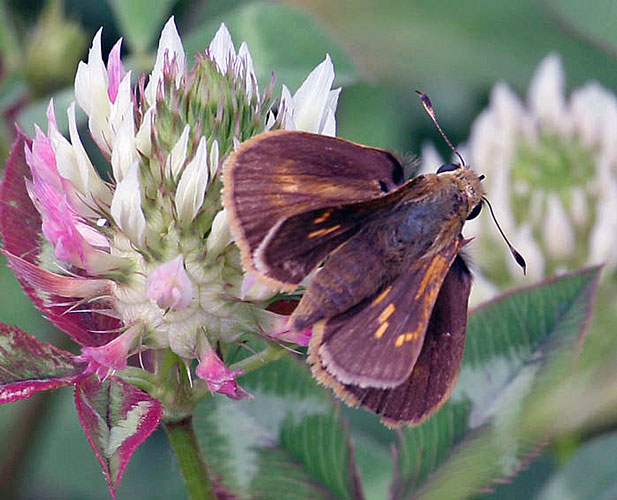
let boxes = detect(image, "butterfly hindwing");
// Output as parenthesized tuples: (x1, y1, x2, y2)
(307, 237, 462, 390)
(343, 255, 472, 426)
(223, 130, 405, 285)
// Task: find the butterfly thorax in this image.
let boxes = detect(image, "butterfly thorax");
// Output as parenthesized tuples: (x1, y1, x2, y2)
(376, 169, 483, 267)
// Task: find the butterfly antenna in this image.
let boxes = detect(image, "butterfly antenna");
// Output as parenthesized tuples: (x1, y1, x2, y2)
(415, 90, 466, 167)
(483, 197, 527, 274)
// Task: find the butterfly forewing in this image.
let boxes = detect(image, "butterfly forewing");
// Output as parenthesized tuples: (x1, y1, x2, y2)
(308, 237, 461, 389)
(223, 130, 405, 285)
(254, 180, 421, 285)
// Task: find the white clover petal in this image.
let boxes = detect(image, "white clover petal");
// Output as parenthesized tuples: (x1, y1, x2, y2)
(166, 125, 191, 179)
(467, 84, 527, 178)
(107, 71, 133, 147)
(209, 23, 236, 75)
(569, 83, 608, 147)
(75, 30, 114, 155)
(569, 82, 617, 159)
(145, 17, 186, 105)
(279, 84, 295, 130)
(175, 137, 209, 222)
(319, 87, 341, 136)
(110, 161, 146, 246)
(236, 41, 258, 98)
(542, 193, 575, 259)
(292, 55, 335, 133)
(52, 104, 111, 212)
(135, 106, 155, 156)
(528, 53, 567, 130)
(76, 221, 110, 249)
(74, 29, 108, 117)
(206, 209, 232, 257)
(111, 106, 137, 182)
(588, 187, 617, 268)
(493, 82, 530, 139)
(241, 271, 280, 301)
(319, 109, 337, 137)
(569, 186, 588, 227)
(209, 139, 219, 178)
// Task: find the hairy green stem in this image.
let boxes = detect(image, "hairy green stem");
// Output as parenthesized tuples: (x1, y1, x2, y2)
(230, 343, 287, 374)
(164, 416, 217, 500)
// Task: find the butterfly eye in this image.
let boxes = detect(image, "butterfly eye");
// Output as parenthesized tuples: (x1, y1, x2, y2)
(467, 202, 482, 220)
(437, 163, 459, 174)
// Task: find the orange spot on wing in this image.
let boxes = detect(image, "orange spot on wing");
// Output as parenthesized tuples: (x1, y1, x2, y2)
(313, 211, 331, 224)
(378, 303, 396, 323)
(395, 334, 406, 347)
(374, 322, 389, 339)
(404, 326, 422, 342)
(372, 285, 392, 306)
(414, 255, 448, 299)
(308, 225, 341, 238)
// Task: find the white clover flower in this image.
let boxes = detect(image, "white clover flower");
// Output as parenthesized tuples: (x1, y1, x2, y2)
(278, 54, 340, 135)
(12, 17, 341, 399)
(426, 53, 617, 287)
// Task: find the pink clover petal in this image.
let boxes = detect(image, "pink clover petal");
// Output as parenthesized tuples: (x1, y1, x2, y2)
(274, 327, 312, 347)
(80, 324, 142, 371)
(263, 311, 312, 347)
(146, 255, 194, 310)
(216, 379, 253, 400)
(3, 251, 111, 297)
(196, 344, 252, 400)
(28, 128, 59, 186)
(106, 39, 126, 103)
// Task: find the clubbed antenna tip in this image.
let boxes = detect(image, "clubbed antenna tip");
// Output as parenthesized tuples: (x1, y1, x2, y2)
(415, 89, 465, 167)
(483, 197, 527, 275)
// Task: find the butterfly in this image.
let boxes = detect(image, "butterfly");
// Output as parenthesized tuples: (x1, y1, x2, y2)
(222, 96, 523, 426)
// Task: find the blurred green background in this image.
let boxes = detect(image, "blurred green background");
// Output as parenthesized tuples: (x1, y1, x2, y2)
(1, 0, 617, 498)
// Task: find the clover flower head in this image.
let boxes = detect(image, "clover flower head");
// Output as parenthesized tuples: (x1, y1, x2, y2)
(3, 17, 339, 394)
(0, 16, 342, 497)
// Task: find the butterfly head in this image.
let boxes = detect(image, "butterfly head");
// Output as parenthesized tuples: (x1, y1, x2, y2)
(436, 162, 484, 221)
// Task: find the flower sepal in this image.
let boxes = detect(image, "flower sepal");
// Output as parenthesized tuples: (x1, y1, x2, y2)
(196, 338, 252, 400)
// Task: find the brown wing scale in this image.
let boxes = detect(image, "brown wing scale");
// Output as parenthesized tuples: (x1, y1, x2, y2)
(311, 255, 472, 426)
(223, 130, 404, 286)
(307, 238, 461, 390)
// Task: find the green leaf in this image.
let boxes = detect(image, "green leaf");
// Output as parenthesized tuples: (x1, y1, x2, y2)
(538, 432, 617, 500)
(193, 354, 363, 499)
(74, 376, 162, 497)
(546, 0, 617, 56)
(0, 323, 85, 403)
(391, 267, 600, 499)
(107, 0, 177, 53)
(182, 2, 358, 91)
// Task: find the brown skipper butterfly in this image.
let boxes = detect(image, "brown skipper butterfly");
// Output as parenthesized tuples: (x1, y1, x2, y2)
(222, 93, 524, 427)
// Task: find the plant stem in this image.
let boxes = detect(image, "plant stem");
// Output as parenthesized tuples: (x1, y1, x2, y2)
(164, 416, 217, 500)
(229, 343, 287, 374)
